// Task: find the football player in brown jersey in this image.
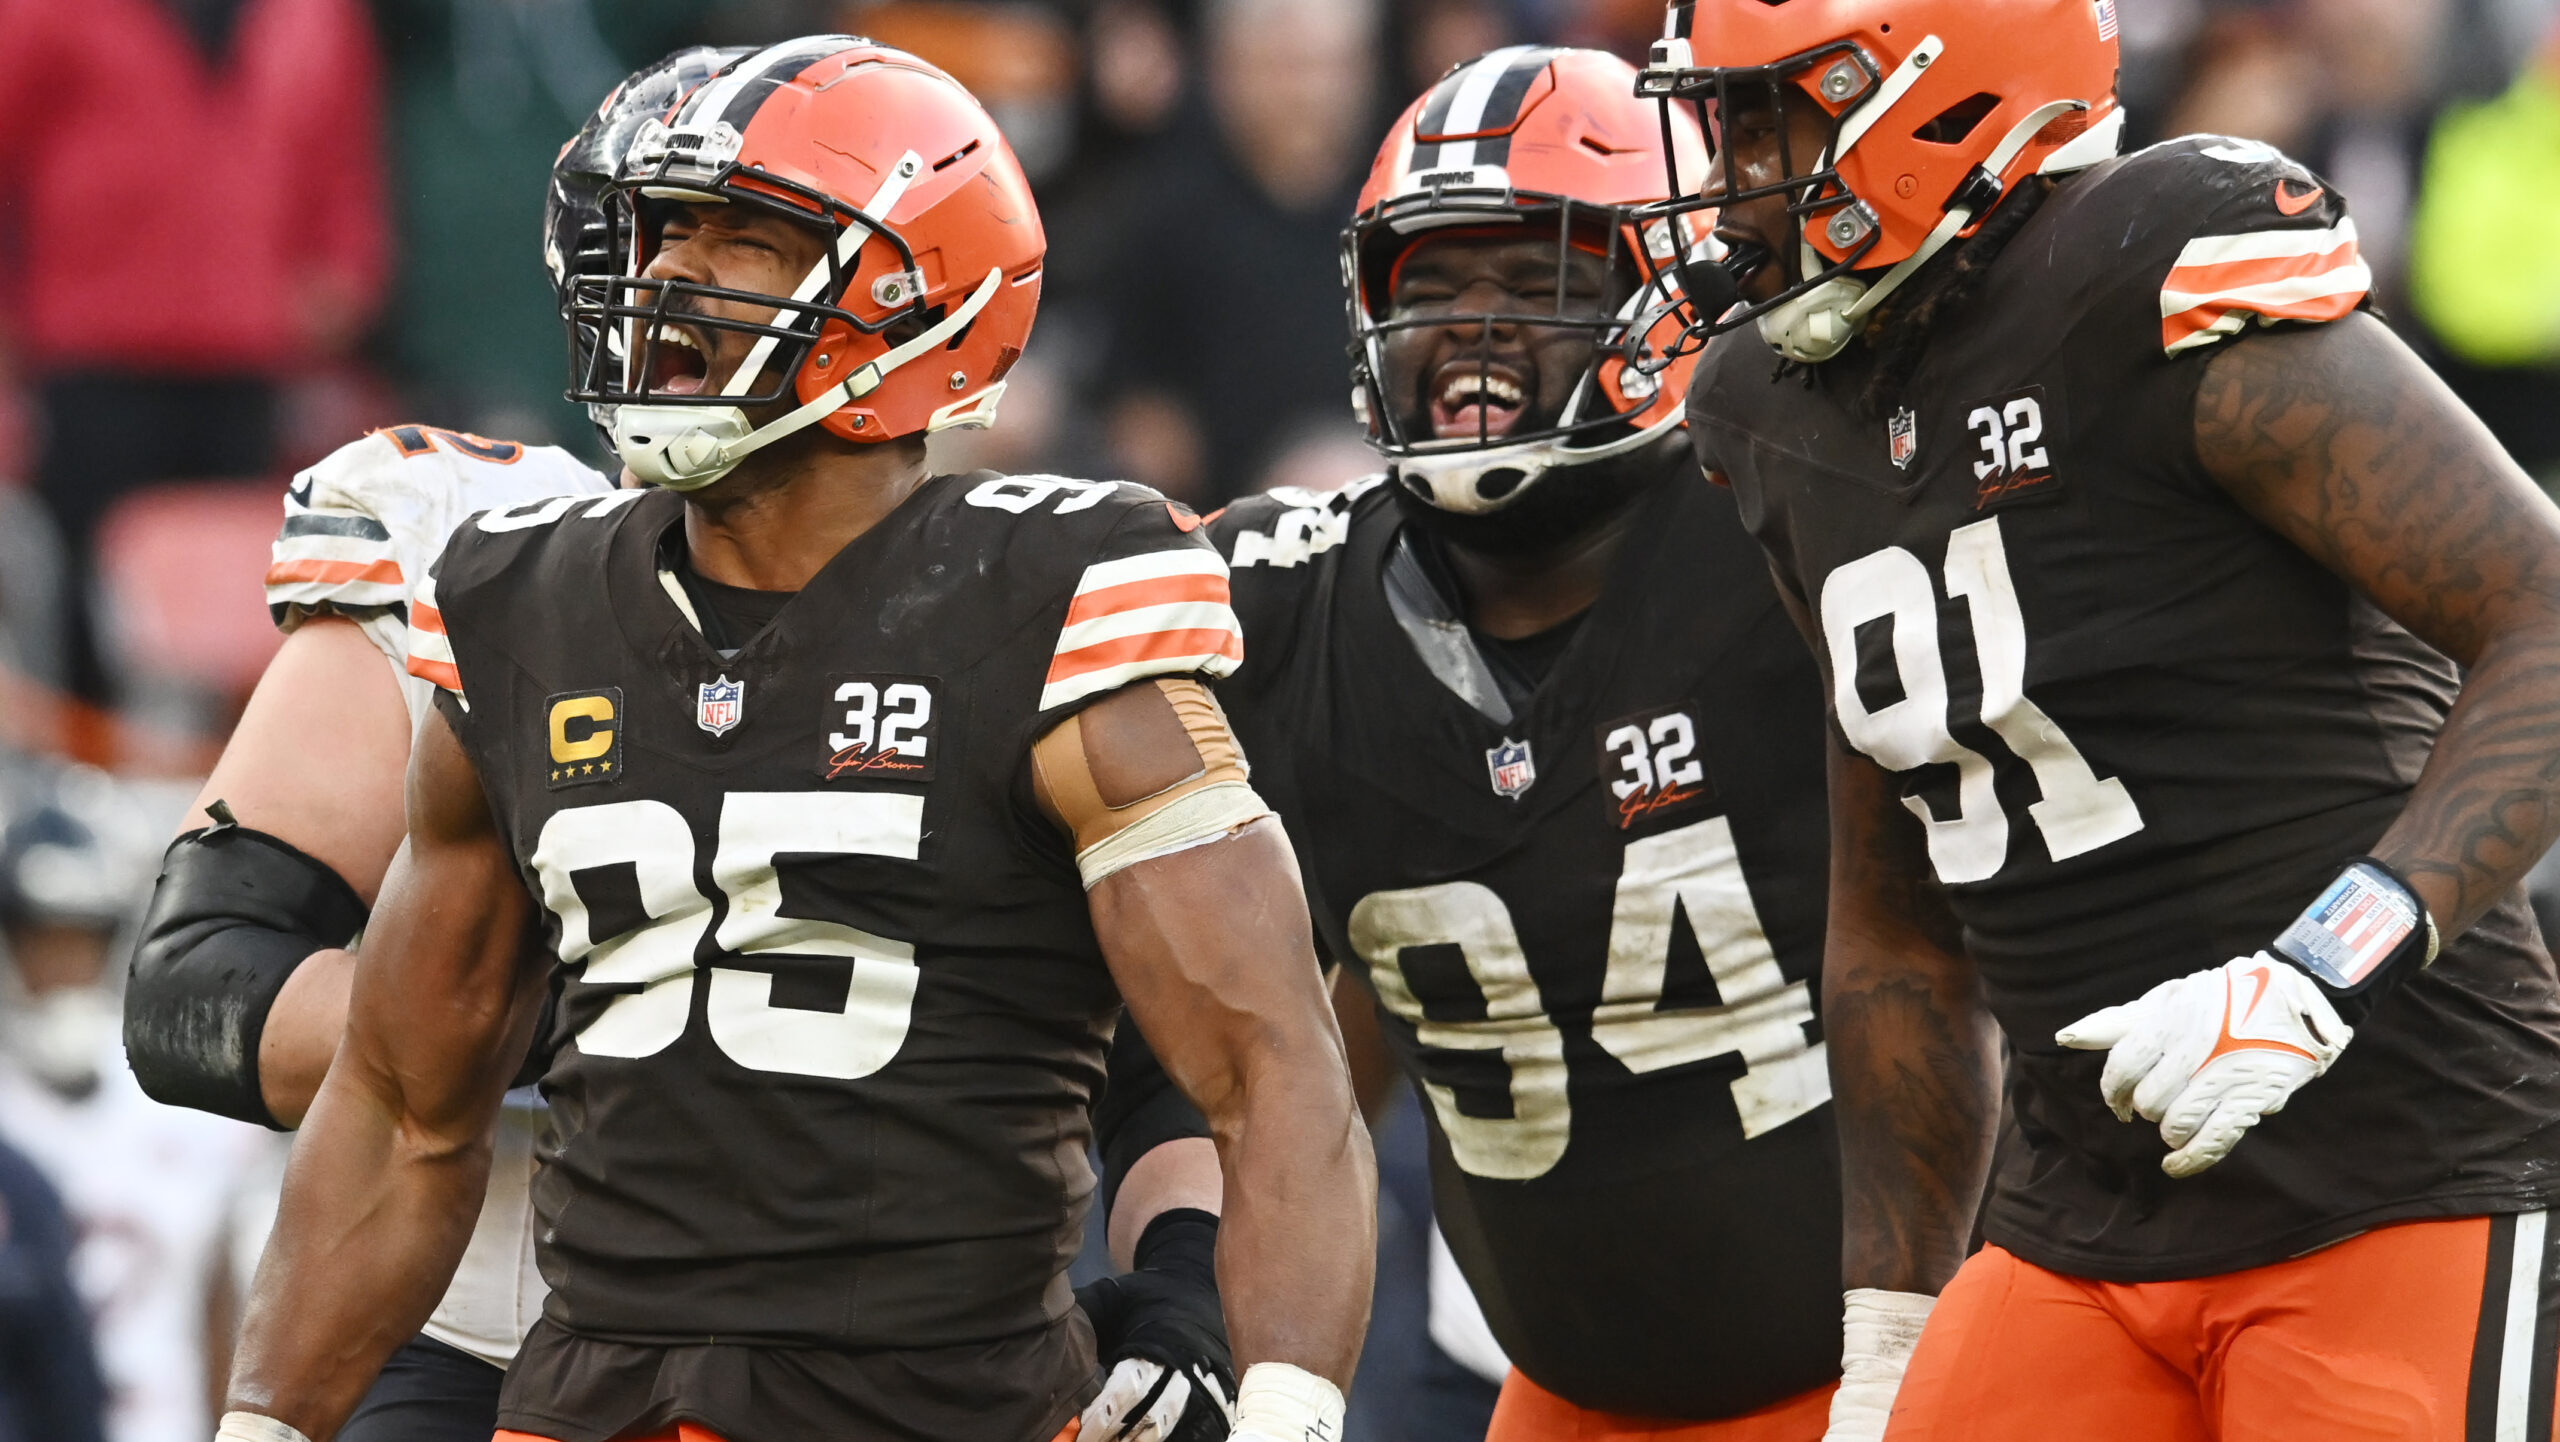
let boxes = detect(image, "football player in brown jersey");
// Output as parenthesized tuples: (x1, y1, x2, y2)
(1209, 45, 1846, 1442)
(1650, 0, 2560, 1438)
(211, 38, 1371, 1442)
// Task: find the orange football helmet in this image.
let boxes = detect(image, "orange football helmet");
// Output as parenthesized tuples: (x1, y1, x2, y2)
(565, 36, 1046, 489)
(1636, 0, 2122, 361)
(1346, 46, 1714, 515)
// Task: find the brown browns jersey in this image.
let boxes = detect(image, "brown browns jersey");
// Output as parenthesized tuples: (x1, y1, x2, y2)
(1693, 136, 2560, 1282)
(1211, 473, 1840, 1418)
(407, 473, 1240, 1442)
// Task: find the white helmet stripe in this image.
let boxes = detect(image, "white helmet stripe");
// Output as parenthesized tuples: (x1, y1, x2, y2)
(720, 150, 925, 398)
(1414, 45, 1537, 172)
(680, 35, 851, 133)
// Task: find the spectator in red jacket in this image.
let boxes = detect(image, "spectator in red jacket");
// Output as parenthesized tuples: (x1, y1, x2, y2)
(0, 0, 387, 702)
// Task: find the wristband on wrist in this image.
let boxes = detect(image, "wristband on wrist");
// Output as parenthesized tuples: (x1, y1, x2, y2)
(1841, 1287, 1934, 1379)
(1232, 1362, 1344, 1441)
(216, 1411, 313, 1442)
(2270, 856, 2439, 995)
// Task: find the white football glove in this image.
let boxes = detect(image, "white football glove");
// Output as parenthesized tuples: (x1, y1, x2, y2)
(1822, 1288, 1933, 1442)
(1227, 1362, 1344, 1442)
(2057, 952, 2351, 1178)
(1081, 1355, 1234, 1442)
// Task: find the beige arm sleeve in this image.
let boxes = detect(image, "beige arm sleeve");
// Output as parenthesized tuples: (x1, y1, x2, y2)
(1032, 678, 1274, 888)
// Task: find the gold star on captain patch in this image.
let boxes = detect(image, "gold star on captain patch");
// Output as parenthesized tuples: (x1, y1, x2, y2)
(582, 763, 595, 775)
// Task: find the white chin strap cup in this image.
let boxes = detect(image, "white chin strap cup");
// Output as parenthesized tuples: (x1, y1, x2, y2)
(612, 266, 1006, 491)
(1391, 407, 1685, 515)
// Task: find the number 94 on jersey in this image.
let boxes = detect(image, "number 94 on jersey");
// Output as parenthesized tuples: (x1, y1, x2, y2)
(1347, 816, 1828, 1182)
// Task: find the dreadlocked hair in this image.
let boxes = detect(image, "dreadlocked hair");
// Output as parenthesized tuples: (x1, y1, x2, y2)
(1851, 175, 2057, 416)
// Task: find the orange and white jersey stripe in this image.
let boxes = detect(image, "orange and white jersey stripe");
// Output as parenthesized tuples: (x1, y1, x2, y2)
(2160, 217, 2370, 356)
(404, 575, 463, 700)
(1040, 548, 1244, 711)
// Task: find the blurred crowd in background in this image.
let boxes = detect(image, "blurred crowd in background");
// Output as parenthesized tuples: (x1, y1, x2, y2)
(1, 0, 2559, 1437)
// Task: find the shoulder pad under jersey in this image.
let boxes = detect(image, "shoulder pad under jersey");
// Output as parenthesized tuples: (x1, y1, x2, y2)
(403, 483, 649, 709)
(982, 474, 1243, 722)
(270, 426, 611, 719)
(1213, 475, 1385, 573)
(268, 426, 611, 633)
(2053, 135, 2371, 357)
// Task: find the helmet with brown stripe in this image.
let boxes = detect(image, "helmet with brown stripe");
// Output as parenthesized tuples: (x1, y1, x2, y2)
(1345, 46, 1713, 518)
(564, 36, 1046, 490)
(1634, 0, 2121, 363)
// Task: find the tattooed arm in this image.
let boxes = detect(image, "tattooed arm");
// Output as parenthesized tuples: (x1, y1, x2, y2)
(1775, 574, 2001, 1291)
(2198, 312, 2560, 935)
(1823, 735, 2003, 1290)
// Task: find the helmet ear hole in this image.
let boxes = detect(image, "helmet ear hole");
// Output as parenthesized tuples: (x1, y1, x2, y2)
(1915, 93, 2002, 145)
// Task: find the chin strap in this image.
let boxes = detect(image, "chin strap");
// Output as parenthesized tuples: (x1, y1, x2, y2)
(1392, 405, 1684, 515)
(1762, 98, 2092, 363)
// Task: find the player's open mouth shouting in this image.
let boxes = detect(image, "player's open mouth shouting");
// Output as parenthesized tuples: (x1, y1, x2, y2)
(1426, 355, 1531, 440)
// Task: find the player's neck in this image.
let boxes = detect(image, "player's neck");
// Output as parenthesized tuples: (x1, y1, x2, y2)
(1442, 506, 1636, 641)
(679, 433, 931, 591)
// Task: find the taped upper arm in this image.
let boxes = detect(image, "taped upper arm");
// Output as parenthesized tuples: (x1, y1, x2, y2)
(1032, 678, 1269, 886)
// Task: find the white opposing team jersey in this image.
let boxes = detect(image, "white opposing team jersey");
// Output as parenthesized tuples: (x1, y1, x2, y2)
(267, 425, 615, 727)
(0, 1039, 271, 1442)
(264, 425, 613, 1366)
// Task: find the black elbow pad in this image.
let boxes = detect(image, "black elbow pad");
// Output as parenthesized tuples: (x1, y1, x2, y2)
(124, 822, 366, 1129)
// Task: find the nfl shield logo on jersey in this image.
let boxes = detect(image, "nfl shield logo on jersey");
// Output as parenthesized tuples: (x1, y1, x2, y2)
(696, 675, 745, 736)
(1888, 408, 1919, 470)
(1486, 738, 1537, 800)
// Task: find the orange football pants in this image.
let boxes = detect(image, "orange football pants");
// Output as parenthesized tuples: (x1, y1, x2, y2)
(1486, 1368, 1836, 1442)
(1887, 1212, 2560, 1441)
(495, 1422, 1079, 1442)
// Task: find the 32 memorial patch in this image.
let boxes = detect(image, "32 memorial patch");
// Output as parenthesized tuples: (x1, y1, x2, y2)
(820, 675, 939, 782)
(1965, 385, 2063, 512)
(1597, 704, 1716, 830)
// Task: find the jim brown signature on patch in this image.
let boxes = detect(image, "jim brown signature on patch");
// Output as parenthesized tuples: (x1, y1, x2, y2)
(1617, 783, 1704, 830)
(824, 745, 926, 782)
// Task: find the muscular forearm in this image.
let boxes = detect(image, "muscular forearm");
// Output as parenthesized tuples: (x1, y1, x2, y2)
(2199, 316, 2560, 941)
(258, 948, 356, 1128)
(226, 1068, 494, 1436)
(1827, 926, 2001, 1293)
(1824, 745, 2001, 1294)
(2371, 619, 2560, 936)
(1212, 1050, 1375, 1386)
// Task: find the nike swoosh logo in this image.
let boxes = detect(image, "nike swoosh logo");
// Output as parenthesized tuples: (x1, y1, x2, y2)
(2237, 965, 2276, 1029)
(287, 478, 315, 508)
(1164, 502, 1203, 533)
(2273, 180, 2324, 217)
